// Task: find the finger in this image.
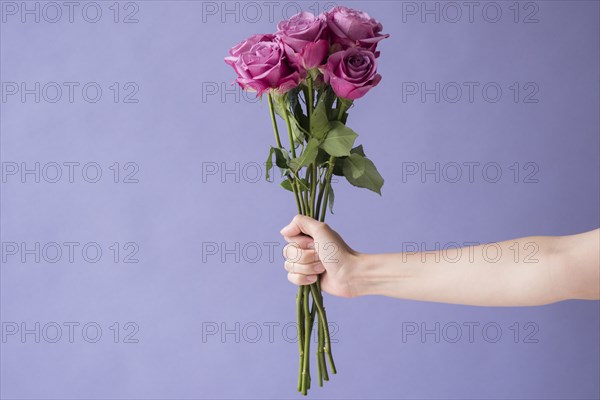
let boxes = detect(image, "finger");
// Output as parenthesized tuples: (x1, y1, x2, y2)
(287, 272, 318, 286)
(284, 260, 325, 275)
(282, 234, 314, 250)
(283, 245, 318, 264)
(280, 215, 326, 238)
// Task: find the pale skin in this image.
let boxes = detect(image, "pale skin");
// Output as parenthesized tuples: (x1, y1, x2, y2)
(280, 215, 600, 306)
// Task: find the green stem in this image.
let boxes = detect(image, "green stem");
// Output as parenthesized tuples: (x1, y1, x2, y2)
(296, 286, 304, 392)
(303, 168, 310, 213)
(316, 279, 329, 382)
(319, 157, 335, 222)
(306, 167, 313, 217)
(288, 175, 302, 212)
(307, 76, 314, 126)
(310, 163, 317, 218)
(317, 99, 349, 221)
(314, 167, 327, 218)
(283, 107, 297, 159)
(336, 100, 346, 121)
(316, 314, 324, 387)
(269, 92, 304, 217)
(309, 284, 336, 374)
(301, 286, 312, 395)
(267, 92, 283, 148)
(315, 181, 325, 219)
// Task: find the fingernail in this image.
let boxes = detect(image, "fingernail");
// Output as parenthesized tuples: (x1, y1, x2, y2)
(307, 242, 315, 249)
(314, 264, 325, 273)
(280, 225, 290, 235)
(307, 275, 317, 283)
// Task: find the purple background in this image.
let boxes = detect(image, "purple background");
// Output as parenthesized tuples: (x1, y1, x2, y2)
(1, 1, 599, 399)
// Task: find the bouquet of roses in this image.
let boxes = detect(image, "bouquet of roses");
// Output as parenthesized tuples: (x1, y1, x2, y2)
(225, 6, 388, 395)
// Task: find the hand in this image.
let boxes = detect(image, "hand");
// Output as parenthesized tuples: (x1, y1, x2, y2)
(280, 215, 359, 298)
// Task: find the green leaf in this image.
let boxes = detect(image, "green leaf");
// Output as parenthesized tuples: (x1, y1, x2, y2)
(351, 145, 366, 157)
(287, 87, 301, 111)
(332, 156, 346, 176)
(274, 92, 306, 148)
(320, 122, 358, 157)
(265, 147, 274, 181)
(337, 98, 353, 124)
(272, 147, 289, 169)
(280, 177, 309, 192)
(343, 153, 366, 179)
(290, 115, 308, 144)
(272, 93, 287, 119)
(323, 89, 337, 118)
(280, 179, 293, 192)
(289, 138, 319, 172)
(293, 100, 308, 130)
(327, 184, 335, 214)
(292, 93, 309, 145)
(343, 155, 384, 195)
(310, 96, 331, 140)
(315, 148, 330, 166)
(296, 177, 310, 191)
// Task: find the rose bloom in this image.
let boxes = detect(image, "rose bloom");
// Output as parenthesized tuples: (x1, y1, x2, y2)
(325, 6, 389, 53)
(323, 47, 381, 100)
(224, 34, 301, 95)
(276, 12, 329, 69)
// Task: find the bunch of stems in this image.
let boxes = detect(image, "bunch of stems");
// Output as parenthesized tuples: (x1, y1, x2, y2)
(267, 78, 346, 395)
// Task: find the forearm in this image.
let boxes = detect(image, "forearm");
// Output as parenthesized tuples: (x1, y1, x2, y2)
(349, 230, 599, 306)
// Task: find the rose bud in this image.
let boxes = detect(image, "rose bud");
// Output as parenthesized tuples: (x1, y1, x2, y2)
(225, 35, 301, 95)
(276, 12, 329, 70)
(226, 33, 275, 58)
(325, 6, 389, 54)
(323, 47, 382, 100)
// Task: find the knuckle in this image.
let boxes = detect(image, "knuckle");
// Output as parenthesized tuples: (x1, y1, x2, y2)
(311, 261, 325, 273)
(287, 272, 297, 284)
(300, 250, 317, 264)
(315, 221, 328, 234)
(285, 261, 295, 273)
(283, 243, 300, 261)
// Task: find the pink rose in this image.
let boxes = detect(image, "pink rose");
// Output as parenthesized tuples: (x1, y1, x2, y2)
(323, 47, 381, 100)
(227, 33, 274, 58)
(225, 35, 301, 95)
(276, 12, 329, 69)
(325, 6, 389, 53)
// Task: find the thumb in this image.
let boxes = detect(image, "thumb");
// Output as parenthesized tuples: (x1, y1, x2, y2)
(280, 215, 326, 239)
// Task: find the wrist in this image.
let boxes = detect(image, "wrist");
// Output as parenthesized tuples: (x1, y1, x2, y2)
(346, 252, 368, 297)
(350, 252, 427, 298)
(347, 252, 399, 297)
